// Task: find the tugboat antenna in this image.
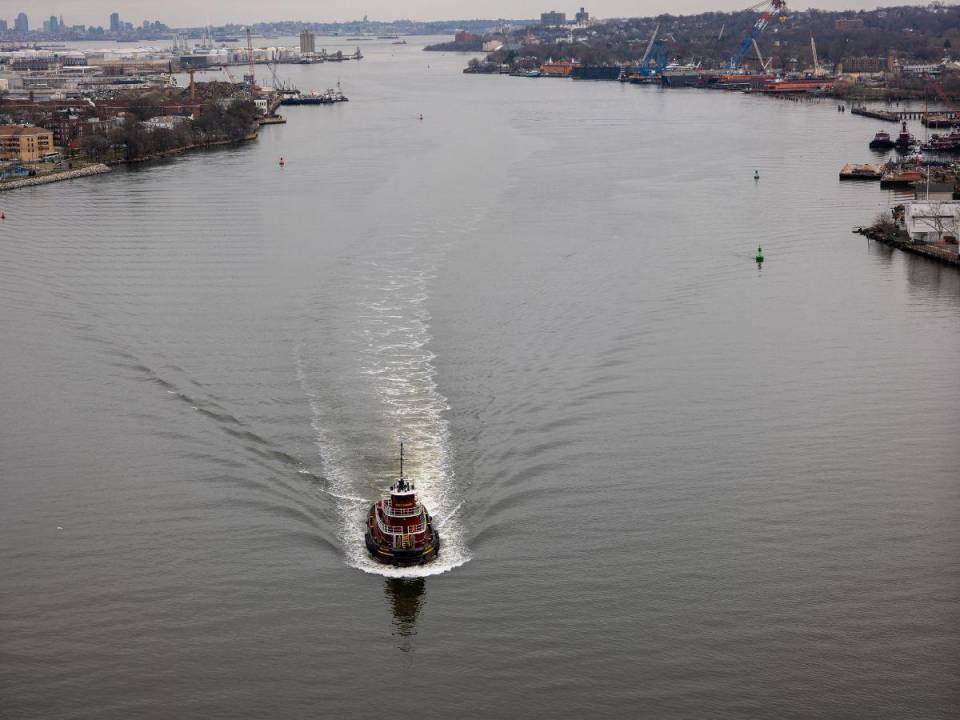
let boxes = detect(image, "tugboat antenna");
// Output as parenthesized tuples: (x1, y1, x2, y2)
(400, 442, 404, 481)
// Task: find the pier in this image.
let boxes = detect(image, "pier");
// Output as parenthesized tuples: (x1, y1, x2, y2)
(851, 106, 960, 124)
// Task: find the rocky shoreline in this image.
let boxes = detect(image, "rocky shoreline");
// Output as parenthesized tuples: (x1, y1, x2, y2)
(0, 164, 112, 192)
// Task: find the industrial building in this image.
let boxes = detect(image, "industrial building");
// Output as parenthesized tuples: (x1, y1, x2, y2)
(300, 31, 316, 55)
(540, 11, 567, 26)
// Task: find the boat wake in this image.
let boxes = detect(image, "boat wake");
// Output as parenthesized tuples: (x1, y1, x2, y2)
(295, 250, 470, 578)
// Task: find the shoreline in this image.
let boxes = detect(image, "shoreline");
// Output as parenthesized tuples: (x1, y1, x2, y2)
(857, 226, 960, 268)
(107, 132, 259, 167)
(0, 133, 259, 193)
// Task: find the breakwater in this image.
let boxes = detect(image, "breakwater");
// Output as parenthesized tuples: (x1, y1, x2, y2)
(0, 163, 111, 192)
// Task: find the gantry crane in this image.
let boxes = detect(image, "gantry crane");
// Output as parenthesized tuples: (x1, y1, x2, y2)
(634, 24, 668, 77)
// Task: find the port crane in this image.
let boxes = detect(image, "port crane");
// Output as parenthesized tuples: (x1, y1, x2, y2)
(635, 24, 668, 76)
(727, 0, 788, 70)
(752, 39, 772, 71)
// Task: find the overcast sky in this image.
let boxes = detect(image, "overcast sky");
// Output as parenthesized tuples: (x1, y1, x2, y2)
(0, 1, 930, 28)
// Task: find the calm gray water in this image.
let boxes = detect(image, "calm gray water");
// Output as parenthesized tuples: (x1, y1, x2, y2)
(2, 38, 959, 719)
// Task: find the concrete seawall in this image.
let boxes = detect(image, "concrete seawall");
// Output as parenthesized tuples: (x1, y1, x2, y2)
(0, 164, 111, 192)
(858, 226, 960, 267)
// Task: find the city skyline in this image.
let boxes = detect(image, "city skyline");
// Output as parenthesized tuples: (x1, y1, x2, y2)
(0, 0, 938, 30)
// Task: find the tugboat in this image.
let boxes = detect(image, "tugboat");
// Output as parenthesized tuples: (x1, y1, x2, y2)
(894, 121, 916, 153)
(365, 445, 440, 567)
(869, 130, 895, 150)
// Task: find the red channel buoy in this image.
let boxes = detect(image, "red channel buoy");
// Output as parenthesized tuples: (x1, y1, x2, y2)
(279, 157, 285, 167)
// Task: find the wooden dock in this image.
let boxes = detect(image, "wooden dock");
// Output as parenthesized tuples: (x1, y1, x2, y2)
(851, 106, 900, 122)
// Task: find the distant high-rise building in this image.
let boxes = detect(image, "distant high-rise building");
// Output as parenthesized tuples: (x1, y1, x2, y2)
(14, 12, 28, 33)
(49, 15, 58, 32)
(300, 30, 316, 54)
(109, 12, 120, 32)
(0, 20, 7, 33)
(540, 10, 567, 26)
(575, 7, 589, 26)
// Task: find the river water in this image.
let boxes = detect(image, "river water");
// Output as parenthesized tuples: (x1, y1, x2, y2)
(2, 38, 958, 718)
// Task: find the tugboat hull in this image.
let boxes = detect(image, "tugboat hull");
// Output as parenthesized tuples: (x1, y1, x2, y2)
(365, 504, 440, 567)
(365, 526, 440, 566)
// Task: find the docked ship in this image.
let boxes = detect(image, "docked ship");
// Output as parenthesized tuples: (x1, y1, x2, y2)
(570, 65, 623, 81)
(279, 83, 349, 105)
(920, 129, 960, 153)
(880, 165, 924, 188)
(365, 445, 440, 567)
(869, 130, 895, 150)
(711, 72, 776, 89)
(660, 63, 708, 87)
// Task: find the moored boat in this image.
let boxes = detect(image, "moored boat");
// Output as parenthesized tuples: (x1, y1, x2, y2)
(869, 130, 895, 150)
(920, 129, 960, 153)
(365, 445, 440, 567)
(880, 166, 924, 187)
(894, 121, 916, 153)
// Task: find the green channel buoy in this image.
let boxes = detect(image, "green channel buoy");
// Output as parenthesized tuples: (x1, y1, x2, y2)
(755, 245, 764, 263)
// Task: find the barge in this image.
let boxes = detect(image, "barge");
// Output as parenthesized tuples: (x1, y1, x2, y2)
(869, 130, 895, 150)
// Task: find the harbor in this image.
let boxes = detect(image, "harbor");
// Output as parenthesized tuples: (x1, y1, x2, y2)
(3, 16, 960, 720)
(4, 47, 958, 719)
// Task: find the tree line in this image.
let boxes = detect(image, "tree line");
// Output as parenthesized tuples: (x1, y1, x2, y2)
(80, 98, 259, 163)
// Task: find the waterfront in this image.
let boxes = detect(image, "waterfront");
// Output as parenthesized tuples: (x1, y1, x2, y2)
(1, 38, 959, 719)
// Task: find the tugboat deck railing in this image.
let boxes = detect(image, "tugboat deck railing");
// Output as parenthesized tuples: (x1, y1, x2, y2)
(383, 502, 421, 517)
(376, 513, 426, 536)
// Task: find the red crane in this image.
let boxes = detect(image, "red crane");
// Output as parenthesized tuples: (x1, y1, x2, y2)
(728, 0, 787, 70)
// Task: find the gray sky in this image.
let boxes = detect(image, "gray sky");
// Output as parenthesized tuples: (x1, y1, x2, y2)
(1, 1, 931, 28)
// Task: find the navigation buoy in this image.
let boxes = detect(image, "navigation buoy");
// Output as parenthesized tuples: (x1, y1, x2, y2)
(0, 211, 5, 220)
(418, 113, 423, 120)
(754, 170, 759, 180)
(279, 157, 285, 167)
(755, 245, 764, 263)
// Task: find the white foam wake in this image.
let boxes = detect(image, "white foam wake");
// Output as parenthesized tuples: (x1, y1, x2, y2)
(295, 255, 471, 578)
